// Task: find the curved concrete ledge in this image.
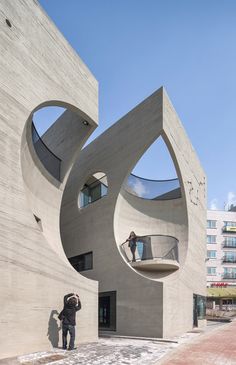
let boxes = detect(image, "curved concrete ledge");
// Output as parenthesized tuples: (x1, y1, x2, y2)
(130, 259, 180, 272)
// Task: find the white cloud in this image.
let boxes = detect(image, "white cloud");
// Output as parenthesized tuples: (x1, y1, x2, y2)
(210, 198, 218, 210)
(225, 191, 236, 210)
(132, 179, 148, 198)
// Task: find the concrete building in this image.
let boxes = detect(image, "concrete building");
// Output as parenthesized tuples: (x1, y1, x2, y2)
(61, 86, 207, 338)
(0, 0, 207, 360)
(0, 0, 98, 360)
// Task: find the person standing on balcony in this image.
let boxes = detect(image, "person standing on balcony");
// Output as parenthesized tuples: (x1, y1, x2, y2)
(58, 293, 81, 350)
(126, 231, 137, 262)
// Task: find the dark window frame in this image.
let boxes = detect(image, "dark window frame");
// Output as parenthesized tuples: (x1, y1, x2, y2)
(68, 251, 93, 272)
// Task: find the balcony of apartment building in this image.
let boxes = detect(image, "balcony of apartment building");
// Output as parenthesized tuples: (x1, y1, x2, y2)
(222, 221, 236, 233)
(222, 272, 236, 280)
(120, 235, 179, 272)
(222, 237, 236, 249)
(222, 253, 236, 264)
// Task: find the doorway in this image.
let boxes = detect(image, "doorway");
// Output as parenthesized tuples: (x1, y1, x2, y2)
(99, 291, 116, 331)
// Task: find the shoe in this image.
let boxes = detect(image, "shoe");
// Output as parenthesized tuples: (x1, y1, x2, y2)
(68, 347, 77, 351)
(63, 347, 67, 350)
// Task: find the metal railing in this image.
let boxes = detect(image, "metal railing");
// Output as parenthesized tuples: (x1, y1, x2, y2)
(223, 239, 236, 248)
(32, 122, 61, 181)
(120, 235, 179, 263)
(222, 257, 236, 263)
(124, 173, 181, 200)
(222, 273, 236, 279)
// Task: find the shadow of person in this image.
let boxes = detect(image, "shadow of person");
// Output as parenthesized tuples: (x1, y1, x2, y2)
(47, 309, 61, 348)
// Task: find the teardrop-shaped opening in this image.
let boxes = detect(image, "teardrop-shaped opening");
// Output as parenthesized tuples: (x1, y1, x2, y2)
(124, 136, 181, 200)
(32, 106, 65, 181)
(114, 134, 187, 280)
(31, 105, 91, 182)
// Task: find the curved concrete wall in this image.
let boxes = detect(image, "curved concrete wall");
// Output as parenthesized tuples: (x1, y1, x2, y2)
(61, 88, 206, 338)
(0, 0, 98, 359)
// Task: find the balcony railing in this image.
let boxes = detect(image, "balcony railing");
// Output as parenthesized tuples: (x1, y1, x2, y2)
(32, 122, 61, 181)
(223, 241, 236, 248)
(222, 226, 236, 233)
(120, 235, 179, 271)
(222, 257, 236, 263)
(222, 273, 236, 279)
(124, 173, 181, 200)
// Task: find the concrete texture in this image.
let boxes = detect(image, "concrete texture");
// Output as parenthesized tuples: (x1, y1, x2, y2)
(61, 87, 207, 338)
(0, 0, 98, 359)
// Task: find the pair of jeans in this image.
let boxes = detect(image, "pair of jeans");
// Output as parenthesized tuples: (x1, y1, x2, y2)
(62, 324, 75, 349)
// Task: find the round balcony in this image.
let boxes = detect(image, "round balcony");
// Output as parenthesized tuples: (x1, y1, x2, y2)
(124, 173, 181, 200)
(120, 235, 179, 272)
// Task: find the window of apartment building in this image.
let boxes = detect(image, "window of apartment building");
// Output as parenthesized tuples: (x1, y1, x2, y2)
(207, 250, 217, 259)
(207, 267, 216, 275)
(207, 220, 217, 229)
(207, 235, 216, 244)
(68, 252, 93, 272)
(223, 251, 236, 263)
(224, 221, 236, 227)
(223, 267, 236, 279)
(224, 237, 236, 247)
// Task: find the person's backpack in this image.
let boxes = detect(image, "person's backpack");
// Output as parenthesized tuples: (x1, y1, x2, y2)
(58, 310, 65, 321)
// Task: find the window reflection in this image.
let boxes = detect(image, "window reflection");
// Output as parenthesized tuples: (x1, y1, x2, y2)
(80, 173, 108, 208)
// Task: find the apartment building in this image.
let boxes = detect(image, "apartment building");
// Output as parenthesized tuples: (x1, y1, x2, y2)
(207, 208, 236, 287)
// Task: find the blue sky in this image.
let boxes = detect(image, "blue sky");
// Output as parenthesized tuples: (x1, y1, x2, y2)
(38, 0, 236, 210)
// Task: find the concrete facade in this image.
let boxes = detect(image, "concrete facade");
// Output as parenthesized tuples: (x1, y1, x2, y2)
(61, 88, 207, 338)
(0, 0, 98, 359)
(0, 0, 207, 359)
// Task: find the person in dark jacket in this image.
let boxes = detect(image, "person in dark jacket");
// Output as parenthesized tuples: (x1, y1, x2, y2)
(126, 231, 138, 262)
(58, 293, 81, 350)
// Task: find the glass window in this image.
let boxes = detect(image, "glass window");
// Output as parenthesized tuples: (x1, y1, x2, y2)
(224, 237, 236, 247)
(207, 235, 216, 244)
(223, 251, 236, 262)
(80, 174, 108, 208)
(68, 252, 93, 272)
(197, 295, 206, 320)
(207, 267, 216, 275)
(207, 250, 217, 259)
(224, 267, 236, 274)
(207, 220, 217, 229)
(224, 221, 236, 227)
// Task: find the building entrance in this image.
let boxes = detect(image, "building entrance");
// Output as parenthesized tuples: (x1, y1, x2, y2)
(99, 291, 116, 331)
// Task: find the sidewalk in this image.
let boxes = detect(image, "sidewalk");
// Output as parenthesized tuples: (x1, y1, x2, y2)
(158, 320, 236, 365)
(1, 321, 235, 365)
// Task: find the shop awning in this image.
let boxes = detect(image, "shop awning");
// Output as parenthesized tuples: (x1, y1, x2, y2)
(207, 288, 236, 298)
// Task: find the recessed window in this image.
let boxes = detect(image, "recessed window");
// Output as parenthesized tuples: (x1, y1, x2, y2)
(207, 235, 216, 244)
(5, 19, 12, 28)
(207, 250, 217, 259)
(207, 220, 216, 229)
(79, 173, 108, 208)
(207, 267, 216, 275)
(68, 252, 93, 272)
(33, 214, 42, 231)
